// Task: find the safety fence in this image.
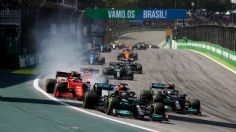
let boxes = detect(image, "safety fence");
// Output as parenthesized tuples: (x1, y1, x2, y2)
(176, 39, 236, 66)
(176, 25, 236, 52)
(0, 10, 21, 25)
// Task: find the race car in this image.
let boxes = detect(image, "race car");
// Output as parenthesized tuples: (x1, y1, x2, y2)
(45, 71, 91, 100)
(80, 68, 109, 84)
(81, 52, 105, 65)
(111, 43, 127, 50)
(99, 44, 112, 52)
(132, 42, 148, 50)
(140, 83, 201, 115)
(109, 60, 142, 74)
(148, 44, 159, 49)
(117, 49, 138, 61)
(103, 63, 134, 80)
(83, 83, 168, 122)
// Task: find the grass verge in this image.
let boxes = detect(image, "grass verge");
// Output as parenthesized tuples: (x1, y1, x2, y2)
(12, 67, 40, 75)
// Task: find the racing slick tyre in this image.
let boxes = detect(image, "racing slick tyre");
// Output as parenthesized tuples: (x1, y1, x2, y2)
(151, 45, 159, 49)
(45, 78, 56, 93)
(117, 54, 122, 60)
(93, 85, 102, 97)
(107, 47, 112, 52)
(126, 70, 133, 80)
(136, 64, 142, 74)
(102, 68, 109, 75)
(153, 94, 164, 103)
(83, 91, 98, 109)
(152, 102, 165, 115)
(191, 99, 201, 114)
(134, 53, 138, 60)
(104, 97, 120, 115)
(54, 82, 65, 98)
(140, 90, 152, 104)
(99, 57, 105, 65)
(142, 46, 147, 50)
(178, 94, 186, 100)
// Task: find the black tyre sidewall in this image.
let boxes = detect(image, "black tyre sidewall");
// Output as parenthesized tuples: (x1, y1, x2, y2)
(140, 90, 152, 104)
(83, 91, 98, 109)
(152, 102, 165, 115)
(191, 99, 200, 111)
(45, 79, 56, 93)
(104, 97, 119, 115)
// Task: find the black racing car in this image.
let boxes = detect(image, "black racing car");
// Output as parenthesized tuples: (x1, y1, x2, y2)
(132, 42, 148, 50)
(109, 60, 142, 74)
(111, 43, 127, 50)
(83, 83, 168, 121)
(140, 83, 201, 115)
(81, 52, 105, 65)
(103, 63, 134, 80)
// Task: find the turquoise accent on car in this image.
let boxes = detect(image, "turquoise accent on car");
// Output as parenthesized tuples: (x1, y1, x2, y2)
(187, 108, 198, 113)
(120, 101, 130, 105)
(164, 105, 171, 111)
(151, 114, 163, 121)
(116, 110, 133, 117)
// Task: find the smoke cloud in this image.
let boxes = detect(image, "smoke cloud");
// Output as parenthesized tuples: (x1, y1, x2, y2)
(37, 18, 83, 74)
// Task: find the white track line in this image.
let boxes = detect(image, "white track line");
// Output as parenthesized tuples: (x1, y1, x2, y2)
(33, 77, 159, 132)
(189, 50, 236, 74)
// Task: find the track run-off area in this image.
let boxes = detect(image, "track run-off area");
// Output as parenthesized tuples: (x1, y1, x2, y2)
(0, 31, 236, 132)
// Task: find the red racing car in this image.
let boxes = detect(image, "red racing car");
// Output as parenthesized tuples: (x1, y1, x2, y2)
(45, 71, 90, 100)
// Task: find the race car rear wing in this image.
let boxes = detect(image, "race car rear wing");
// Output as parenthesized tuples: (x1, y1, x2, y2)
(118, 58, 134, 62)
(150, 83, 169, 90)
(56, 71, 69, 79)
(56, 71, 81, 79)
(94, 83, 115, 91)
(109, 62, 120, 66)
(80, 68, 99, 74)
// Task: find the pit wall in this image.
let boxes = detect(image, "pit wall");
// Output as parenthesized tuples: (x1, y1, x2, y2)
(175, 39, 236, 66)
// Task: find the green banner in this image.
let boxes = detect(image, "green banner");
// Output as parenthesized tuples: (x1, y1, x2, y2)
(86, 8, 142, 20)
(85, 8, 186, 20)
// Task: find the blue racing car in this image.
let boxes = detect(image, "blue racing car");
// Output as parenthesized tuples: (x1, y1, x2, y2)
(99, 44, 112, 52)
(81, 52, 105, 65)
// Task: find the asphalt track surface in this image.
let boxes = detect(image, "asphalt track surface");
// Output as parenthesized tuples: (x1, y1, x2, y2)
(1, 31, 236, 132)
(0, 72, 148, 132)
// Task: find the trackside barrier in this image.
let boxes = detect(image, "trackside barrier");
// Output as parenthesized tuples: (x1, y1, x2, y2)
(19, 54, 39, 68)
(176, 39, 236, 66)
(176, 25, 236, 52)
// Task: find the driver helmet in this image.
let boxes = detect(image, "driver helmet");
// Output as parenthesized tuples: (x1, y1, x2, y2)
(167, 90, 175, 96)
(120, 92, 129, 99)
(118, 84, 128, 91)
(71, 71, 76, 76)
(168, 83, 175, 89)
